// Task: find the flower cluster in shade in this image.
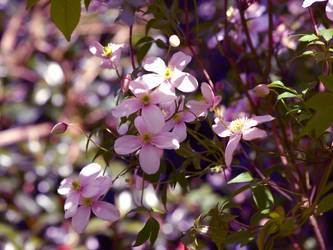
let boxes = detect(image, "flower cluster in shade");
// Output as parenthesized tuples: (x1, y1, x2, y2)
(57, 163, 120, 233)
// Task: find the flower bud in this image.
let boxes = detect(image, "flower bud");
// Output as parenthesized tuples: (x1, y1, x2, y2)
(50, 122, 68, 135)
(169, 35, 180, 47)
(121, 74, 131, 93)
(253, 84, 270, 97)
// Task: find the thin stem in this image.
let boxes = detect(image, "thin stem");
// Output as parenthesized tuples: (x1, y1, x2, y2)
(129, 25, 136, 70)
(309, 215, 326, 250)
(223, 0, 229, 51)
(307, 8, 319, 36)
(184, 0, 214, 89)
(264, 0, 273, 81)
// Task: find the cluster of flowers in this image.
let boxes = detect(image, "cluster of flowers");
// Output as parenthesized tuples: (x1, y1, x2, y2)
(57, 163, 120, 233)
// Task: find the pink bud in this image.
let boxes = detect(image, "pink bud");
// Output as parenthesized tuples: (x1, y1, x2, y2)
(50, 122, 68, 135)
(253, 84, 270, 97)
(121, 74, 131, 93)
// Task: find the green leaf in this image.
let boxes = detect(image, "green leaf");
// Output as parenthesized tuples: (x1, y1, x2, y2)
(225, 230, 255, 247)
(227, 172, 253, 184)
(26, 0, 40, 9)
(50, 0, 81, 41)
(136, 43, 152, 64)
(306, 92, 333, 110)
(257, 220, 279, 250)
(133, 217, 160, 247)
(252, 186, 274, 211)
(320, 29, 333, 42)
(277, 92, 300, 100)
(298, 34, 318, 42)
(319, 75, 333, 92)
(84, 0, 92, 10)
(316, 193, 333, 215)
(305, 109, 333, 137)
(267, 81, 298, 94)
(302, 50, 314, 56)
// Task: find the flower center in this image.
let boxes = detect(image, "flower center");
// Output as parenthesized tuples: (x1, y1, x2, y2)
(140, 95, 151, 105)
(164, 67, 174, 79)
(71, 180, 81, 191)
(102, 44, 113, 56)
(82, 197, 93, 206)
(142, 133, 152, 143)
(229, 117, 247, 134)
(172, 112, 182, 123)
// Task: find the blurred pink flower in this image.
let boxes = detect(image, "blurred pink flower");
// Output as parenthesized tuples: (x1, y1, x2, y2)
(89, 41, 127, 69)
(302, 0, 333, 21)
(186, 82, 221, 117)
(58, 163, 103, 219)
(114, 116, 179, 174)
(142, 51, 198, 93)
(213, 115, 274, 167)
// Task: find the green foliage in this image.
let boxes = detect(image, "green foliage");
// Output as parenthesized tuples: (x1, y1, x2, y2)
(84, 0, 92, 11)
(50, 0, 81, 41)
(26, 0, 40, 9)
(320, 29, 333, 42)
(227, 171, 253, 184)
(133, 217, 160, 247)
(316, 193, 333, 215)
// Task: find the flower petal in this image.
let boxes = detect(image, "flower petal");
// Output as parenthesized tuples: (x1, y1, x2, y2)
(186, 100, 209, 117)
(134, 116, 147, 135)
(225, 134, 241, 167)
(169, 51, 192, 71)
(114, 135, 142, 154)
(64, 192, 79, 219)
(111, 98, 142, 118)
(92, 201, 120, 222)
(242, 127, 267, 141)
(302, 0, 325, 8)
(79, 163, 101, 184)
(142, 56, 167, 75)
(172, 123, 187, 142)
(142, 105, 165, 134)
(140, 74, 164, 89)
(326, 0, 333, 21)
(173, 71, 198, 92)
(139, 144, 161, 174)
(183, 111, 196, 122)
(58, 177, 74, 196)
(89, 41, 104, 57)
(150, 84, 176, 105)
(94, 176, 112, 197)
(72, 206, 91, 233)
(212, 119, 232, 137)
(152, 132, 180, 149)
(201, 82, 214, 105)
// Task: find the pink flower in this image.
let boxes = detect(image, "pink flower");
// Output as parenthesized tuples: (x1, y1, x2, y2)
(302, 0, 333, 21)
(71, 176, 120, 233)
(89, 41, 126, 69)
(58, 163, 104, 219)
(114, 116, 180, 174)
(142, 51, 198, 93)
(212, 115, 274, 167)
(186, 82, 221, 117)
(111, 78, 175, 133)
(162, 96, 195, 142)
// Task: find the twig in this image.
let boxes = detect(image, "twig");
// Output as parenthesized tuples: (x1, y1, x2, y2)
(129, 25, 136, 70)
(309, 215, 326, 250)
(264, 0, 273, 81)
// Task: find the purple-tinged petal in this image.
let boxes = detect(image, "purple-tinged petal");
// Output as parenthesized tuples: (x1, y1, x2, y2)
(172, 123, 187, 142)
(186, 100, 209, 117)
(92, 201, 120, 222)
(163, 120, 176, 132)
(173, 71, 198, 92)
(242, 127, 267, 141)
(183, 111, 196, 122)
(142, 56, 167, 75)
(326, 0, 333, 21)
(111, 98, 142, 118)
(134, 116, 147, 135)
(94, 176, 112, 197)
(58, 177, 74, 195)
(150, 85, 176, 105)
(140, 74, 164, 89)
(212, 119, 232, 138)
(101, 59, 114, 69)
(129, 78, 150, 94)
(169, 51, 192, 71)
(302, 0, 325, 8)
(79, 163, 101, 185)
(114, 135, 142, 155)
(81, 183, 101, 198)
(225, 134, 241, 167)
(152, 132, 180, 149)
(139, 144, 161, 174)
(71, 206, 91, 233)
(64, 192, 79, 219)
(89, 41, 104, 57)
(212, 96, 222, 108)
(201, 82, 214, 105)
(245, 115, 275, 129)
(142, 105, 165, 134)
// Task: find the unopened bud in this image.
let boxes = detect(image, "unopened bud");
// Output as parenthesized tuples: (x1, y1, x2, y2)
(121, 74, 131, 93)
(50, 122, 68, 135)
(169, 35, 180, 47)
(253, 84, 270, 97)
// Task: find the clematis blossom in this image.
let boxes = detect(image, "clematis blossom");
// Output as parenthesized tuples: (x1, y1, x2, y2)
(142, 51, 198, 93)
(89, 41, 127, 69)
(186, 82, 221, 117)
(71, 176, 120, 233)
(212, 115, 275, 167)
(111, 77, 175, 133)
(57, 163, 104, 219)
(302, 0, 333, 21)
(114, 116, 180, 174)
